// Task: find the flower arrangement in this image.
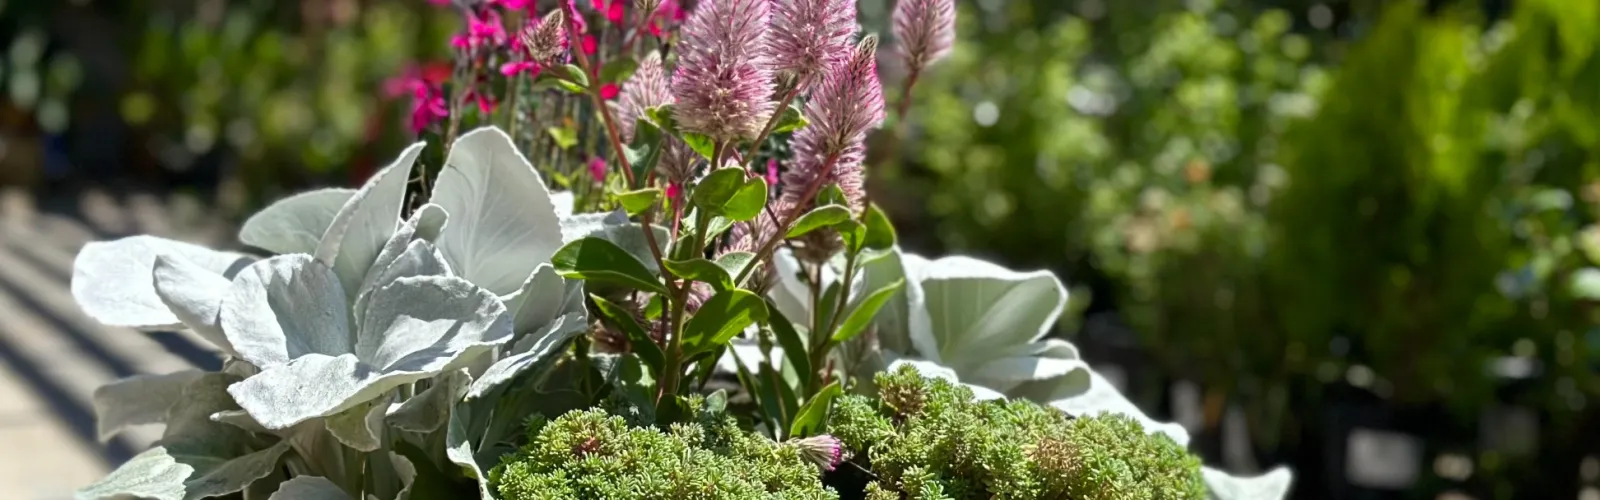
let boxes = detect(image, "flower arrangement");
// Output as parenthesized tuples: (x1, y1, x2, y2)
(70, 0, 1291, 498)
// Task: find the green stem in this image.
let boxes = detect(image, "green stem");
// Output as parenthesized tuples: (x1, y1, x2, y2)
(742, 82, 802, 170)
(733, 152, 842, 286)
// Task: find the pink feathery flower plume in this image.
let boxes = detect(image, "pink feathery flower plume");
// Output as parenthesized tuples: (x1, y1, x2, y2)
(670, 0, 776, 142)
(520, 8, 571, 67)
(611, 52, 673, 142)
(768, 0, 858, 91)
(891, 0, 954, 73)
(780, 35, 883, 212)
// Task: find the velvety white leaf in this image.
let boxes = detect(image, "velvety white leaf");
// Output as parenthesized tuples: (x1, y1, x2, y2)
(1048, 368, 1191, 447)
(268, 476, 350, 500)
(445, 401, 494, 499)
(75, 446, 192, 500)
(317, 142, 424, 296)
(1026, 338, 1081, 360)
(410, 203, 449, 243)
(857, 248, 914, 353)
(502, 264, 583, 336)
(178, 441, 291, 500)
(907, 254, 1066, 370)
(885, 357, 1006, 401)
(72, 235, 255, 331)
(550, 190, 576, 218)
(221, 255, 352, 368)
(154, 255, 236, 354)
(388, 370, 467, 433)
(325, 397, 391, 452)
(210, 410, 270, 435)
(92, 370, 203, 441)
(353, 240, 451, 326)
(354, 275, 512, 373)
(432, 127, 563, 296)
(1204, 466, 1293, 500)
(240, 188, 357, 255)
(466, 312, 586, 399)
(228, 353, 424, 430)
(968, 355, 1089, 394)
(559, 212, 610, 243)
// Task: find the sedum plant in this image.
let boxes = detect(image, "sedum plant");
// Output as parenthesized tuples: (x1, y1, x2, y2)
(830, 365, 1206, 499)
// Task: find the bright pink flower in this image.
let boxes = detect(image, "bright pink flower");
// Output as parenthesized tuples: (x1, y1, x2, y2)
(891, 0, 955, 71)
(409, 90, 449, 134)
(498, 0, 534, 10)
(590, 0, 605, 9)
(600, 83, 620, 100)
(781, 36, 883, 212)
(500, 60, 542, 76)
(581, 34, 598, 55)
(671, 0, 776, 142)
(666, 182, 682, 200)
(454, 10, 509, 50)
(606, 0, 626, 24)
(765, 159, 780, 186)
(588, 157, 608, 182)
(465, 88, 498, 114)
(769, 0, 858, 91)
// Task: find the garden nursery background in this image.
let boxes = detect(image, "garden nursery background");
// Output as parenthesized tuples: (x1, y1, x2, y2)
(0, 0, 1597, 498)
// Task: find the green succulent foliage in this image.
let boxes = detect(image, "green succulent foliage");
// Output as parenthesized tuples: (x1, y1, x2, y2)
(491, 400, 837, 500)
(830, 366, 1206, 500)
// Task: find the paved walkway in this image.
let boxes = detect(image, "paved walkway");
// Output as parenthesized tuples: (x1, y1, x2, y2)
(0, 188, 233, 499)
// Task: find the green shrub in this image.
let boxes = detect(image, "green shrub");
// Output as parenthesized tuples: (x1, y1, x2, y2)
(831, 366, 1207, 500)
(492, 400, 838, 500)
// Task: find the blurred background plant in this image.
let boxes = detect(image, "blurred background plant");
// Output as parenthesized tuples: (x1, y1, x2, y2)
(4, 0, 1599, 497)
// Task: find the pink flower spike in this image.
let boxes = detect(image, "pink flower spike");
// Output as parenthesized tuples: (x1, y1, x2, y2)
(780, 35, 884, 212)
(769, 0, 858, 91)
(892, 0, 955, 72)
(522, 9, 571, 66)
(588, 157, 608, 183)
(793, 435, 844, 471)
(671, 0, 777, 142)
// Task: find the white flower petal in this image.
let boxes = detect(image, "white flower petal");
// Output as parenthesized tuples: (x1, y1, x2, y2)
(220, 254, 352, 368)
(239, 188, 356, 255)
(72, 235, 255, 331)
(432, 127, 564, 296)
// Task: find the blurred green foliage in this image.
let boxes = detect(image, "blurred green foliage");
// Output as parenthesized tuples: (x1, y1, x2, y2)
(894, 0, 1600, 460)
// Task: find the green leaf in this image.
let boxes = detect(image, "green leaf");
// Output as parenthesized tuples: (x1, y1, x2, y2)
(647, 105, 679, 135)
(707, 216, 735, 240)
(560, 64, 590, 88)
(599, 56, 639, 84)
(668, 233, 700, 262)
(682, 132, 716, 160)
(715, 252, 755, 281)
(726, 345, 779, 435)
(615, 188, 660, 216)
(623, 119, 665, 186)
(546, 126, 579, 150)
(725, 178, 768, 222)
(837, 219, 867, 254)
(704, 389, 729, 414)
(816, 184, 847, 208)
(683, 289, 769, 354)
(813, 281, 843, 337)
(552, 237, 666, 294)
(592, 295, 663, 371)
(772, 103, 809, 134)
(863, 203, 897, 251)
(832, 279, 905, 343)
(787, 205, 853, 238)
(766, 306, 811, 392)
(788, 381, 841, 438)
(644, 294, 665, 321)
(663, 258, 734, 291)
(693, 167, 748, 214)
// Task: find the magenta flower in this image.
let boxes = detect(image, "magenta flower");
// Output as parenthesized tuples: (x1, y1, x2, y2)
(611, 52, 672, 142)
(453, 9, 509, 50)
(498, 0, 534, 10)
(601, 83, 621, 100)
(408, 88, 449, 134)
(581, 34, 598, 55)
(606, 0, 627, 24)
(765, 159, 780, 186)
(891, 0, 954, 72)
(666, 182, 682, 200)
(780, 35, 883, 211)
(521, 9, 571, 67)
(499, 60, 541, 76)
(768, 0, 858, 91)
(588, 157, 608, 183)
(670, 0, 776, 142)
